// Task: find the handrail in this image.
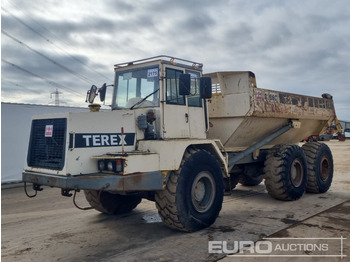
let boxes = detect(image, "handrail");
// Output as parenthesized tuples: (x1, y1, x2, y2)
(114, 55, 203, 69)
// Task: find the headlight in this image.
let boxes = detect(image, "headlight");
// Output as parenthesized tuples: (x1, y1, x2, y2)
(98, 159, 124, 173)
(107, 161, 114, 171)
(98, 160, 105, 171)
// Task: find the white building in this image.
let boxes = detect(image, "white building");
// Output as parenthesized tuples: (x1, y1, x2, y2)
(1, 103, 89, 183)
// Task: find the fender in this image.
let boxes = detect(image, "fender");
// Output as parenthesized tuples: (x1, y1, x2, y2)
(137, 139, 228, 176)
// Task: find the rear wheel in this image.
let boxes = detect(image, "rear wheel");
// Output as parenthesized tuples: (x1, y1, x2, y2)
(302, 142, 333, 193)
(155, 148, 224, 232)
(84, 190, 142, 214)
(264, 144, 308, 201)
(239, 164, 264, 186)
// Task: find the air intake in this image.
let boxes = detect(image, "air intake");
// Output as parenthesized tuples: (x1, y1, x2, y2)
(27, 118, 67, 170)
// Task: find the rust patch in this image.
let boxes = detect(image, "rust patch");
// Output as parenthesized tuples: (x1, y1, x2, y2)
(253, 88, 335, 119)
(127, 173, 143, 185)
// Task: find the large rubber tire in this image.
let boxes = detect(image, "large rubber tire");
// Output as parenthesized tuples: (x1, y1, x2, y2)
(155, 148, 224, 232)
(338, 134, 346, 141)
(302, 142, 333, 193)
(84, 190, 142, 214)
(224, 173, 240, 191)
(264, 144, 308, 201)
(239, 164, 264, 186)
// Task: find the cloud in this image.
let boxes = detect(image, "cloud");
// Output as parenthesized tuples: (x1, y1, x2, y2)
(1, 0, 350, 120)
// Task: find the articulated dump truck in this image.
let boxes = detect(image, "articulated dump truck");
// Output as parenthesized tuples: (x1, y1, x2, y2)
(23, 56, 336, 232)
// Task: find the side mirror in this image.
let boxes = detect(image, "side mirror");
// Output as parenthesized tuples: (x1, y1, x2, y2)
(86, 85, 98, 103)
(200, 77, 212, 99)
(99, 83, 107, 102)
(179, 74, 191, 96)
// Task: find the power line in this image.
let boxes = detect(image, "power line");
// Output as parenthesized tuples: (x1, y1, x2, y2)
(2, 29, 96, 85)
(2, 58, 82, 96)
(1, 77, 28, 89)
(1, 6, 113, 83)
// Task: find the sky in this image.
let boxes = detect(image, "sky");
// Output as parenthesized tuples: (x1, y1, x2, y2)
(1, 0, 349, 120)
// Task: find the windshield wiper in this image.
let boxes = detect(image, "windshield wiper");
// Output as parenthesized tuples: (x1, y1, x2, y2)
(130, 89, 159, 110)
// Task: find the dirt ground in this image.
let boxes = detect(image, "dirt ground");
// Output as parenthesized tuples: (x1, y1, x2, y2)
(1, 140, 350, 262)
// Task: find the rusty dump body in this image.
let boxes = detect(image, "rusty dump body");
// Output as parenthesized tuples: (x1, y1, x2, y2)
(205, 71, 335, 151)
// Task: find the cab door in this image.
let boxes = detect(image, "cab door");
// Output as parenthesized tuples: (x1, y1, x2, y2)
(163, 67, 190, 138)
(186, 70, 206, 139)
(162, 67, 206, 139)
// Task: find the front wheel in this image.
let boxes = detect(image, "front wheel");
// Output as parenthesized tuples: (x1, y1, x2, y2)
(84, 190, 142, 214)
(155, 148, 224, 232)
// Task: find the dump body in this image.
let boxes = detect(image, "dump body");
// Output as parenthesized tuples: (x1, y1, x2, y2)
(205, 71, 335, 151)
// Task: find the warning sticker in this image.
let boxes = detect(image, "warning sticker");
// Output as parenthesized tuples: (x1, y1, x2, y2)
(256, 90, 263, 100)
(45, 125, 53, 137)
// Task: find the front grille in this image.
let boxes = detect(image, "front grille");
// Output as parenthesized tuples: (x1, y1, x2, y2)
(27, 118, 67, 170)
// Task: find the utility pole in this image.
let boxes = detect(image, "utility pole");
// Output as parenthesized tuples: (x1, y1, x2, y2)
(50, 89, 63, 106)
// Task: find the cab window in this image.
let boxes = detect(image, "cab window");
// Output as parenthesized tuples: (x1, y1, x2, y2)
(166, 68, 185, 105)
(186, 70, 202, 107)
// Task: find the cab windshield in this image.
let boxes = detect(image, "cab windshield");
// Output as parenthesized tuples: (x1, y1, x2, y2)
(113, 66, 159, 109)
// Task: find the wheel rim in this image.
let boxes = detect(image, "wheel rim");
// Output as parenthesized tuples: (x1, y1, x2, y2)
(290, 159, 303, 187)
(320, 156, 330, 181)
(191, 171, 216, 213)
